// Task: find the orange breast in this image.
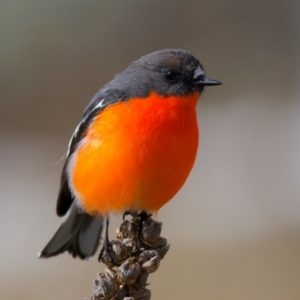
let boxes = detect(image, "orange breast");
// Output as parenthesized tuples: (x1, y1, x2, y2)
(68, 92, 200, 215)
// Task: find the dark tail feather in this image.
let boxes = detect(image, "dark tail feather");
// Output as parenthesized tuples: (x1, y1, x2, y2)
(39, 203, 104, 259)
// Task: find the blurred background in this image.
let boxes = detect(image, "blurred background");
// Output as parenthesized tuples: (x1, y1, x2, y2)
(1, 1, 300, 299)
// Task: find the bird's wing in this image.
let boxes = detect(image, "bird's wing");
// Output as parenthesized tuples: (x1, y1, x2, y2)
(56, 88, 124, 216)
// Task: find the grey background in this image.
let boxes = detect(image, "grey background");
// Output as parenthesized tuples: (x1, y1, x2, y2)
(1, 1, 300, 299)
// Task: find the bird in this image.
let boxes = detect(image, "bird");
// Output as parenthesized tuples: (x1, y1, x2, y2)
(39, 49, 221, 260)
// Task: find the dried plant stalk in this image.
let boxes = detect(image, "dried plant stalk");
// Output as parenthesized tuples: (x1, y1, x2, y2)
(88, 213, 170, 300)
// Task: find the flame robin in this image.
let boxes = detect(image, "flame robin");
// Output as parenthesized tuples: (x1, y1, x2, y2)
(39, 49, 221, 259)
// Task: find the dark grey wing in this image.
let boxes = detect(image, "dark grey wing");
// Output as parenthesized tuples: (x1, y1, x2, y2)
(56, 88, 124, 217)
(56, 120, 88, 216)
(40, 88, 125, 259)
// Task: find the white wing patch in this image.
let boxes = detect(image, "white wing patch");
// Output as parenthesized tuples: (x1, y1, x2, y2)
(66, 98, 106, 157)
(93, 98, 106, 110)
(66, 122, 82, 157)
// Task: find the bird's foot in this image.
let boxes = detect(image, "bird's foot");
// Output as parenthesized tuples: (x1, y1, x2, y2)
(98, 240, 122, 267)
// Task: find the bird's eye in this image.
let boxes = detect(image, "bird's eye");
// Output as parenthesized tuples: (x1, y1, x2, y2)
(166, 71, 179, 83)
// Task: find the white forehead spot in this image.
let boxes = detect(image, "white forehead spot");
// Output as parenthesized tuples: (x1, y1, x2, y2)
(193, 66, 204, 79)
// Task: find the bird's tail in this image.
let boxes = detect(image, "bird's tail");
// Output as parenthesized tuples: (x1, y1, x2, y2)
(39, 203, 104, 259)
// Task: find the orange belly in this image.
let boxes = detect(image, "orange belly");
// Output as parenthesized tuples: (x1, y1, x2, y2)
(68, 92, 200, 215)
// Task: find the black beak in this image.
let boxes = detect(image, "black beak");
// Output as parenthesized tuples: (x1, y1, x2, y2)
(196, 77, 222, 86)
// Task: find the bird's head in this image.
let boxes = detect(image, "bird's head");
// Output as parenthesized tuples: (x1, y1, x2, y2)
(119, 49, 221, 98)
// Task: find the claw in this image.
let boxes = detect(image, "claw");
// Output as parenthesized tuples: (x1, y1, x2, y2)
(122, 210, 131, 221)
(98, 218, 121, 267)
